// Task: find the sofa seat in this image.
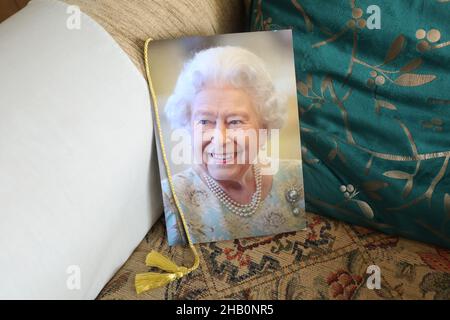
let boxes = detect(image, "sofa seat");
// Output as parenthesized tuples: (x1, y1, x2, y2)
(99, 212, 450, 300)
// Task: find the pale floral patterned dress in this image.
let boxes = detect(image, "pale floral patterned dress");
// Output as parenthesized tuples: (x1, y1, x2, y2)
(161, 159, 306, 245)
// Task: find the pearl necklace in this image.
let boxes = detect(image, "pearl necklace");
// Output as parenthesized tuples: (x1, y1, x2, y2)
(204, 165, 262, 217)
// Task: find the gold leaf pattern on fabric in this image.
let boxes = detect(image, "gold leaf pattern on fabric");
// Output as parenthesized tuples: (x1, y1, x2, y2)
(297, 81, 309, 97)
(397, 120, 419, 157)
(328, 148, 338, 161)
(375, 100, 397, 112)
(328, 79, 356, 145)
(291, 0, 313, 32)
(425, 156, 449, 199)
(402, 179, 414, 199)
(353, 200, 374, 219)
(320, 76, 332, 96)
(400, 58, 423, 72)
(427, 98, 450, 105)
(312, 26, 350, 48)
(388, 156, 449, 211)
(394, 73, 436, 86)
(306, 73, 313, 88)
(364, 156, 374, 176)
(383, 171, 411, 180)
(384, 35, 406, 65)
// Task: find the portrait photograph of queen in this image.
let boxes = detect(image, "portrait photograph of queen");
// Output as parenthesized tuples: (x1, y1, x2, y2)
(148, 30, 306, 245)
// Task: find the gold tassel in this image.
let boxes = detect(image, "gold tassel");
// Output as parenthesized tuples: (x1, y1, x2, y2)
(135, 272, 180, 295)
(134, 251, 193, 294)
(145, 251, 189, 273)
(134, 38, 200, 295)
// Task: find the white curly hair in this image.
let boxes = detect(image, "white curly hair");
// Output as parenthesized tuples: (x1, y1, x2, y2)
(164, 46, 286, 130)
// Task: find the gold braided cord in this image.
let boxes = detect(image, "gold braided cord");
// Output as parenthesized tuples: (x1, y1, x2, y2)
(135, 38, 199, 294)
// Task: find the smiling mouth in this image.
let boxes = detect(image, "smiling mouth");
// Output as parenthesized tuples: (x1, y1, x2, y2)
(210, 152, 233, 160)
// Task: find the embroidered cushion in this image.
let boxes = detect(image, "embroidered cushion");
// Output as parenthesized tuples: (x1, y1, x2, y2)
(249, 0, 450, 247)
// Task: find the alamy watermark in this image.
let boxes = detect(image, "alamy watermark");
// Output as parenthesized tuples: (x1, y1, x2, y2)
(366, 5, 381, 30)
(66, 5, 81, 30)
(66, 265, 81, 290)
(366, 265, 381, 289)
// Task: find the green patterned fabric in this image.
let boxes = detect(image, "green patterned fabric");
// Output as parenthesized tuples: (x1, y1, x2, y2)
(249, 0, 450, 248)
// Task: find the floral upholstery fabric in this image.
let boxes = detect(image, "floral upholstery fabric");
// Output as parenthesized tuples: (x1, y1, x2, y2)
(250, 0, 450, 248)
(98, 213, 450, 300)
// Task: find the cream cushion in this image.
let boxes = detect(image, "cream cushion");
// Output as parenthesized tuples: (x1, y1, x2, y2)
(0, 0, 160, 299)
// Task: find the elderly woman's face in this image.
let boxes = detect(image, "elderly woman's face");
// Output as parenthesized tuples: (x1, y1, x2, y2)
(191, 85, 263, 182)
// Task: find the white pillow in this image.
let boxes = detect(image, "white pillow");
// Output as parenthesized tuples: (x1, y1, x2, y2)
(0, 0, 162, 299)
